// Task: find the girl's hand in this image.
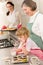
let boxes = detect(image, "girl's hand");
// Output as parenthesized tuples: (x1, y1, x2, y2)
(22, 46, 29, 55)
(16, 49, 22, 52)
(16, 49, 22, 54)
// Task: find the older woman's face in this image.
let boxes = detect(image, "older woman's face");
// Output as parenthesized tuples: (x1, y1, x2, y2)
(22, 4, 33, 16)
(6, 4, 14, 11)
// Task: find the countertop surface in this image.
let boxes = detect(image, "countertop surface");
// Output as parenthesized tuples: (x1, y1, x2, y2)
(0, 48, 29, 65)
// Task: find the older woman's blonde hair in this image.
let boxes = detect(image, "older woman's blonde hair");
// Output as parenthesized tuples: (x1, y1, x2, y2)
(16, 27, 30, 37)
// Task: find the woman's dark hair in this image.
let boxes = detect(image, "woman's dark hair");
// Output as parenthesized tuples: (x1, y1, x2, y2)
(6, 11, 10, 16)
(22, 0, 37, 11)
(6, 1, 14, 7)
(6, 1, 14, 16)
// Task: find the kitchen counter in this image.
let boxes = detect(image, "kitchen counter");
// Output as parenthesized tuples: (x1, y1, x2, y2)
(0, 48, 29, 65)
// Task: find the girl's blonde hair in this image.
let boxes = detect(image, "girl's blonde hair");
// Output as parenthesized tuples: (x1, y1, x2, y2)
(16, 27, 30, 37)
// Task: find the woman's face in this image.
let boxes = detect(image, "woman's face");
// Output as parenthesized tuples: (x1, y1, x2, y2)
(6, 4, 14, 11)
(22, 4, 33, 16)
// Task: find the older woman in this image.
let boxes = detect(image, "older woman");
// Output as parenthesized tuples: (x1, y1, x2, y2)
(22, 0, 43, 50)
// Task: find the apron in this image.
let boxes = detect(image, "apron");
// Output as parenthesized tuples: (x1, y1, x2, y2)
(27, 12, 43, 50)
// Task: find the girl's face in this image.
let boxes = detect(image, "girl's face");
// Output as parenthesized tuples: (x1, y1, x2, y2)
(6, 4, 14, 11)
(19, 35, 27, 43)
(22, 4, 33, 16)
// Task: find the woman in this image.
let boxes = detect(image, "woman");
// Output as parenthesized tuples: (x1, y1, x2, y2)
(22, 0, 43, 49)
(6, 1, 22, 29)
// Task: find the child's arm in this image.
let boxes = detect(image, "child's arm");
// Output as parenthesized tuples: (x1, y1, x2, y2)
(22, 46, 30, 55)
(16, 42, 23, 53)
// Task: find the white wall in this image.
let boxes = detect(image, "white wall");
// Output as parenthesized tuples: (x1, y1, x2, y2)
(0, 2, 9, 29)
(39, 0, 43, 13)
(33, 0, 43, 14)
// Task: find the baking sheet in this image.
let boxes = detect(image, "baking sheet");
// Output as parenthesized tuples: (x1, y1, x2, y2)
(1, 28, 17, 31)
(11, 61, 28, 64)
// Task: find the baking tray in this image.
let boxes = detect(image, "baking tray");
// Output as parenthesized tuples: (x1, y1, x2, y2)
(12, 61, 28, 64)
(1, 28, 17, 31)
(11, 58, 28, 64)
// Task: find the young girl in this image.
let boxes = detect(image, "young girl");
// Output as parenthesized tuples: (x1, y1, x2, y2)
(11, 27, 42, 62)
(14, 27, 43, 61)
